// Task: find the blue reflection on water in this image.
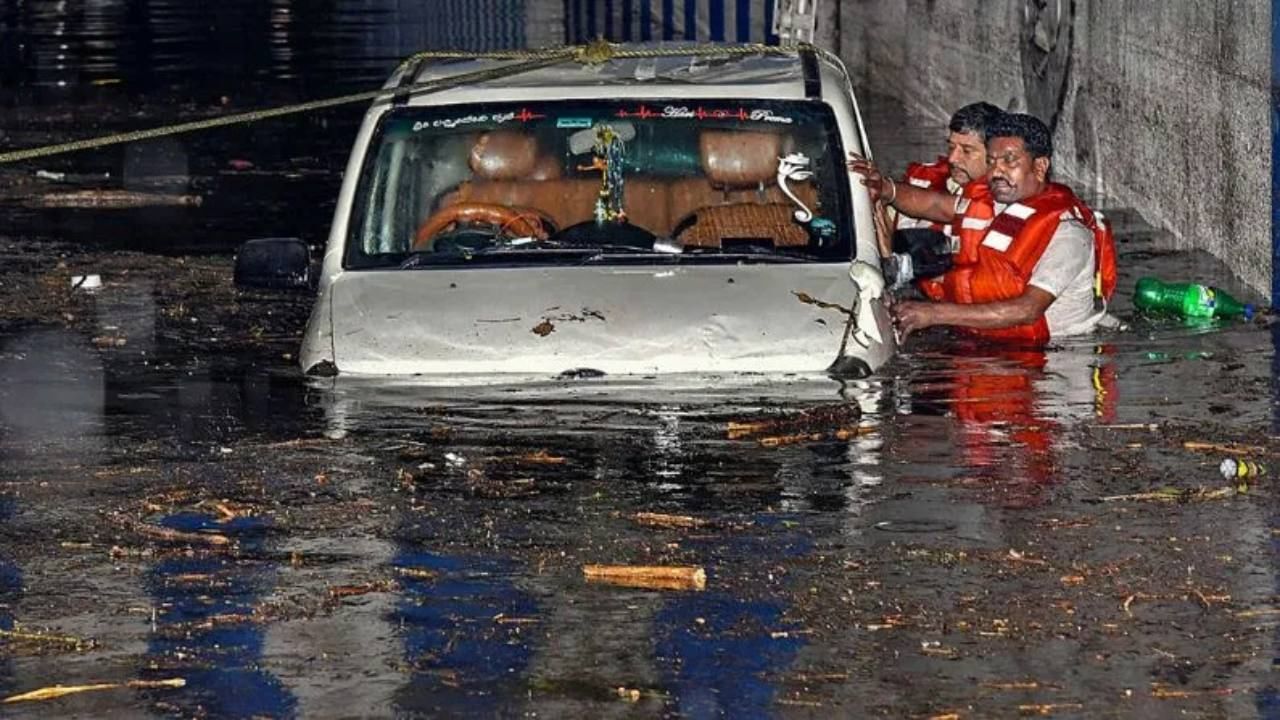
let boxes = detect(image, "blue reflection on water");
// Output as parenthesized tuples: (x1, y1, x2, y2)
(144, 512, 296, 719)
(656, 514, 810, 718)
(0, 495, 20, 697)
(392, 549, 537, 717)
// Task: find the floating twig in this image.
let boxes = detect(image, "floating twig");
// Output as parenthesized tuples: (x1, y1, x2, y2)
(328, 580, 397, 600)
(982, 681, 1045, 691)
(110, 514, 230, 547)
(0, 628, 93, 650)
(1183, 440, 1267, 455)
(3, 678, 185, 704)
(776, 698, 824, 707)
(1234, 607, 1280, 619)
(1151, 684, 1234, 699)
(394, 567, 438, 581)
(1097, 485, 1239, 504)
(1018, 703, 1083, 715)
(515, 450, 566, 465)
(132, 522, 230, 547)
(632, 512, 707, 529)
(583, 565, 706, 591)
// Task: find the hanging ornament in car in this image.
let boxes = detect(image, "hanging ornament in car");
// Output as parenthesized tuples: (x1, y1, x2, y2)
(776, 152, 814, 223)
(578, 124, 629, 225)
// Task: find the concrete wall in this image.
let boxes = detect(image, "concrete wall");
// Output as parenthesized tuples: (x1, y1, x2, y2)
(836, 0, 1272, 296)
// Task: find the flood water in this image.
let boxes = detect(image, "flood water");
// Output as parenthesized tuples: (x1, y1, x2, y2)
(2, 4, 1280, 718)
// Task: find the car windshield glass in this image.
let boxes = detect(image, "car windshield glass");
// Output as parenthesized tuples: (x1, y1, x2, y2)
(344, 99, 852, 269)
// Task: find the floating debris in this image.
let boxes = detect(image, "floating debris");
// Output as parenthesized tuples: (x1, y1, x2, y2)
(1183, 440, 1267, 455)
(1096, 485, 1242, 504)
(328, 580, 397, 600)
(726, 403, 862, 440)
(631, 512, 707, 529)
(110, 513, 230, 547)
(22, 190, 202, 208)
(3, 678, 185, 704)
(1017, 703, 1083, 716)
(583, 564, 706, 591)
(0, 628, 95, 651)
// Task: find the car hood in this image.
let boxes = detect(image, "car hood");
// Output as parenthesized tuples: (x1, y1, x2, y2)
(306, 262, 893, 376)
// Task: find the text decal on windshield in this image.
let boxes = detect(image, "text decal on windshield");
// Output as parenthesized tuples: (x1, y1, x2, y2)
(613, 105, 794, 123)
(414, 107, 547, 131)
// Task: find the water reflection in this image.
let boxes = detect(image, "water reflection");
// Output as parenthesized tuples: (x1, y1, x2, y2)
(1266, 321, 1280, 718)
(891, 341, 1123, 509)
(0, 493, 21, 698)
(0, 327, 105, 461)
(391, 549, 537, 716)
(1, 0, 528, 100)
(143, 510, 296, 718)
(322, 382, 866, 715)
(656, 520, 809, 717)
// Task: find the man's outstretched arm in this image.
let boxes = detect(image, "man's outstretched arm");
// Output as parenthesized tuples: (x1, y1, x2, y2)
(847, 153, 959, 224)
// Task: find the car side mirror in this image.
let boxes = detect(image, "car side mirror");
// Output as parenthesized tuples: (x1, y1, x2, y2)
(234, 238, 311, 289)
(891, 228, 953, 280)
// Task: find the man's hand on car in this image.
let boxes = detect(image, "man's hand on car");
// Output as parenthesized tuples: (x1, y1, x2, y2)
(846, 152, 891, 204)
(891, 299, 937, 339)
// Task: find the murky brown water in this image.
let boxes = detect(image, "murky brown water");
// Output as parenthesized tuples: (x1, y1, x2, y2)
(2, 5, 1280, 718)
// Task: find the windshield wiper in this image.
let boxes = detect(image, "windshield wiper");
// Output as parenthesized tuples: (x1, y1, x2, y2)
(398, 246, 598, 268)
(679, 245, 811, 263)
(396, 242, 810, 268)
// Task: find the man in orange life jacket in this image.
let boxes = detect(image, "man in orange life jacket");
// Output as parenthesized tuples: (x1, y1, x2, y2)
(891, 101, 1003, 239)
(851, 112, 1117, 346)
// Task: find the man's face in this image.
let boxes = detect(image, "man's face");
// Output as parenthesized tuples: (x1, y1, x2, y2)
(986, 136, 1049, 203)
(945, 130, 987, 186)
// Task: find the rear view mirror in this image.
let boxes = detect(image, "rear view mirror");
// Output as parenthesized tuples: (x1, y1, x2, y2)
(234, 238, 311, 289)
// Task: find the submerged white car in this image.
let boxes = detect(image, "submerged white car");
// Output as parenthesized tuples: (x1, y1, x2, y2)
(237, 43, 894, 379)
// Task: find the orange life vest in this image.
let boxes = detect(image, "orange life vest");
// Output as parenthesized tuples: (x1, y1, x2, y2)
(898, 157, 954, 233)
(923, 180, 1118, 346)
(900, 157, 957, 298)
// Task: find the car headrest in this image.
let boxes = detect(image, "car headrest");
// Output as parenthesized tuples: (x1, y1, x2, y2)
(469, 131, 539, 180)
(527, 154, 563, 180)
(700, 130, 783, 188)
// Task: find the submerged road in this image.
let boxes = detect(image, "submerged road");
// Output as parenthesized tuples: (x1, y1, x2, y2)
(1, 11, 1279, 718)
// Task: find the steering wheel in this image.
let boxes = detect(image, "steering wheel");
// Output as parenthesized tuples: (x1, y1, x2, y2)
(412, 202, 555, 251)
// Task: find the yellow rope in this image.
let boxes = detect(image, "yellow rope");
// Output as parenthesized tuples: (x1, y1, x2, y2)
(396, 39, 803, 69)
(0, 41, 818, 166)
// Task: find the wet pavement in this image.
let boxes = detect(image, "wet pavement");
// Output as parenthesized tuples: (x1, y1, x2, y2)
(4, 7, 1280, 719)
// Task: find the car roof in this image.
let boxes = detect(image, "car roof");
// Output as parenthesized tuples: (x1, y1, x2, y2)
(381, 43, 848, 105)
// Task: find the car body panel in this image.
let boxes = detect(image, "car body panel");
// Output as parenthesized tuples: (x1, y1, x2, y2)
(316, 262, 890, 376)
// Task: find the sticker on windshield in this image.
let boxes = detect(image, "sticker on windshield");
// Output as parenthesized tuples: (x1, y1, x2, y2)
(557, 117, 594, 128)
(413, 107, 545, 131)
(614, 105, 795, 124)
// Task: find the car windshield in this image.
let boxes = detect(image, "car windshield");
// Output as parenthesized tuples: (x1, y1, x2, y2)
(345, 99, 853, 268)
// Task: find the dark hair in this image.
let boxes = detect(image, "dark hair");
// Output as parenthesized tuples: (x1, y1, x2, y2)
(947, 102, 1004, 141)
(986, 112, 1053, 159)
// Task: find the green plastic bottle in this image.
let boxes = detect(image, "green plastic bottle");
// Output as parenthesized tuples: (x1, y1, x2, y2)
(1133, 277, 1255, 320)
